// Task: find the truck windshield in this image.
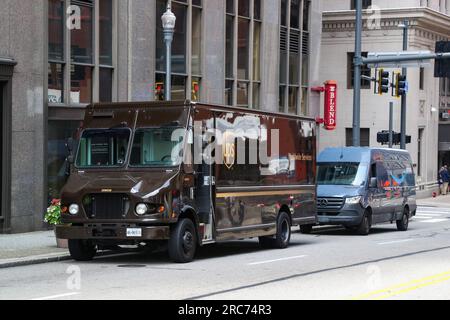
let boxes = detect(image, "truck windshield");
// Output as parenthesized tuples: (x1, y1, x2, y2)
(130, 127, 186, 168)
(317, 163, 368, 186)
(76, 128, 131, 168)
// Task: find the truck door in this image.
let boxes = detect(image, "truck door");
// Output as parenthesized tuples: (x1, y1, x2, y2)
(193, 108, 215, 243)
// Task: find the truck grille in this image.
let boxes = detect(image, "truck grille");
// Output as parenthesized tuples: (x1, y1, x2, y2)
(84, 194, 130, 219)
(317, 197, 344, 211)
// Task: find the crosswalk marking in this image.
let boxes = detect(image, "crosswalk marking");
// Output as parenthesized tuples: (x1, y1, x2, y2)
(413, 206, 450, 224)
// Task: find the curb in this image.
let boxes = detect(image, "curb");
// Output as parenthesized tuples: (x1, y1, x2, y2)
(0, 249, 143, 269)
(0, 252, 72, 269)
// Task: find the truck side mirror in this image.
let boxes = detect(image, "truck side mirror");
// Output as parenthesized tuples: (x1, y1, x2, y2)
(370, 177, 377, 188)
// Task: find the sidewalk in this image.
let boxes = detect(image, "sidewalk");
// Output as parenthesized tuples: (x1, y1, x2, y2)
(417, 194, 450, 208)
(0, 231, 70, 269)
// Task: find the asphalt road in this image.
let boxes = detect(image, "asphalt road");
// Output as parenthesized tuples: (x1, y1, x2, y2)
(1, 205, 450, 300)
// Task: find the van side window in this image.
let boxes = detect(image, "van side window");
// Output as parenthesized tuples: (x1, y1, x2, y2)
(376, 162, 390, 188)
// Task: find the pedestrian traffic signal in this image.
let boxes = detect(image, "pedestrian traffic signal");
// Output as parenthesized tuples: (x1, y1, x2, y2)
(395, 73, 407, 97)
(377, 69, 390, 95)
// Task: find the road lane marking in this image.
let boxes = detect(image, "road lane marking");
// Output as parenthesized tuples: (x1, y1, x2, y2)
(415, 213, 444, 216)
(31, 292, 81, 300)
(377, 239, 414, 245)
(421, 219, 448, 223)
(247, 255, 307, 266)
(351, 270, 450, 300)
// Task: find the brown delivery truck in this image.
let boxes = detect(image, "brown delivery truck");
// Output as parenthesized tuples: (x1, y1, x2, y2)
(56, 101, 317, 263)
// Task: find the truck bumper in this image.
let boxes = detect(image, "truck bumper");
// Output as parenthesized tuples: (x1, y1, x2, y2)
(55, 224, 171, 241)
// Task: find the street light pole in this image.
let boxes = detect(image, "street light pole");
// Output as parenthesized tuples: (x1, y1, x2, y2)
(352, 0, 363, 147)
(161, 1, 176, 101)
(400, 20, 408, 149)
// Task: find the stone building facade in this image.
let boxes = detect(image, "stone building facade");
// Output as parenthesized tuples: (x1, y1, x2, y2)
(319, 0, 450, 187)
(0, 0, 323, 233)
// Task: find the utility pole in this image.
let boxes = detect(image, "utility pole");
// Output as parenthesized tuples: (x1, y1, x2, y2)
(352, 0, 363, 147)
(400, 20, 408, 150)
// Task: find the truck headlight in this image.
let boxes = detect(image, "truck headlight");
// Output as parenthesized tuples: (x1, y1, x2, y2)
(135, 203, 148, 216)
(69, 204, 79, 215)
(345, 196, 362, 204)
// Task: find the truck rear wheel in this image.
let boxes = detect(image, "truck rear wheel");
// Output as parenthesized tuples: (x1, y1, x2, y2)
(68, 239, 97, 261)
(168, 218, 197, 263)
(259, 212, 291, 249)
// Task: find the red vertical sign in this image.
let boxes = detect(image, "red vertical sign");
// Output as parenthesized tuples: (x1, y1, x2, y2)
(323, 80, 337, 131)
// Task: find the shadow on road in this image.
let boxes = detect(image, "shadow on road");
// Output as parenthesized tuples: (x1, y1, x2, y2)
(307, 225, 408, 236)
(81, 238, 313, 266)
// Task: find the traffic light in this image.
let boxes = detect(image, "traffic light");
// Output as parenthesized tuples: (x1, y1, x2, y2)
(394, 73, 407, 97)
(435, 41, 450, 78)
(155, 82, 164, 101)
(192, 81, 199, 101)
(377, 69, 390, 95)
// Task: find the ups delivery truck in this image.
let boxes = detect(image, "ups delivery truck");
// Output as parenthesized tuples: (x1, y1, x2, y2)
(56, 101, 317, 263)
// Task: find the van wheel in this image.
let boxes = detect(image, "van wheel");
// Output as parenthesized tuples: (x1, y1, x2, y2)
(300, 224, 314, 234)
(356, 210, 371, 236)
(397, 207, 409, 231)
(259, 212, 291, 249)
(168, 218, 197, 263)
(68, 239, 97, 261)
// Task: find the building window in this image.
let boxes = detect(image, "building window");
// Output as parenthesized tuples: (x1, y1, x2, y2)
(350, 0, 372, 10)
(347, 52, 371, 89)
(279, 0, 310, 115)
(156, 0, 202, 102)
(225, 0, 262, 109)
(419, 67, 425, 91)
(47, 0, 116, 201)
(48, 0, 116, 105)
(346, 128, 370, 147)
(418, 128, 424, 177)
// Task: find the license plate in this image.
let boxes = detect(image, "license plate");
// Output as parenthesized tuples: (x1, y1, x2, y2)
(126, 228, 142, 238)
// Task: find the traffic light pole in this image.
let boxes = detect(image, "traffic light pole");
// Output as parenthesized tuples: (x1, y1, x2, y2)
(400, 20, 408, 150)
(389, 102, 394, 148)
(352, 0, 363, 147)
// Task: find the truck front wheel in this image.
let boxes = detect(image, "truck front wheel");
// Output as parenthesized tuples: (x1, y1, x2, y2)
(68, 239, 97, 261)
(168, 218, 197, 263)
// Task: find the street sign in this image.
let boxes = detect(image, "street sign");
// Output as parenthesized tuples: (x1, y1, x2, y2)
(367, 51, 432, 68)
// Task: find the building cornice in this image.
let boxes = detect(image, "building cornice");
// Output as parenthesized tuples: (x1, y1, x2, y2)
(323, 7, 450, 40)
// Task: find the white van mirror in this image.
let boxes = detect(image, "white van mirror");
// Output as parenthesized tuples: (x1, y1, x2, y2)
(369, 177, 377, 188)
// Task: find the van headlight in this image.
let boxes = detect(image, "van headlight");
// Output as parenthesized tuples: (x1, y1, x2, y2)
(135, 203, 148, 216)
(69, 204, 79, 215)
(345, 196, 362, 204)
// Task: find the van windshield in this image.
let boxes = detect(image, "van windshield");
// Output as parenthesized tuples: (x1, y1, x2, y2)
(317, 163, 368, 186)
(76, 128, 131, 168)
(130, 127, 186, 168)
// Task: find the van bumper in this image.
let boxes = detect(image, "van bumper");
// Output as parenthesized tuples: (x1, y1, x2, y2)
(317, 204, 364, 227)
(55, 224, 171, 240)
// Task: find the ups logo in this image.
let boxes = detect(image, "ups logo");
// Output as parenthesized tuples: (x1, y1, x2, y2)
(223, 132, 235, 170)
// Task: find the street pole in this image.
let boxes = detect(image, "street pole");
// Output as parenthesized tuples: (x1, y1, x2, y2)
(162, 1, 176, 101)
(352, 0, 363, 147)
(400, 20, 408, 149)
(389, 102, 394, 148)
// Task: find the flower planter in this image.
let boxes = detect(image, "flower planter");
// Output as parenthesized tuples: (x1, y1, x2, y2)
(54, 229, 68, 249)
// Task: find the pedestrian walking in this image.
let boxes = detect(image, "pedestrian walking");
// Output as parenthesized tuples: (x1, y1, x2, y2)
(440, 165, 450, 196)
